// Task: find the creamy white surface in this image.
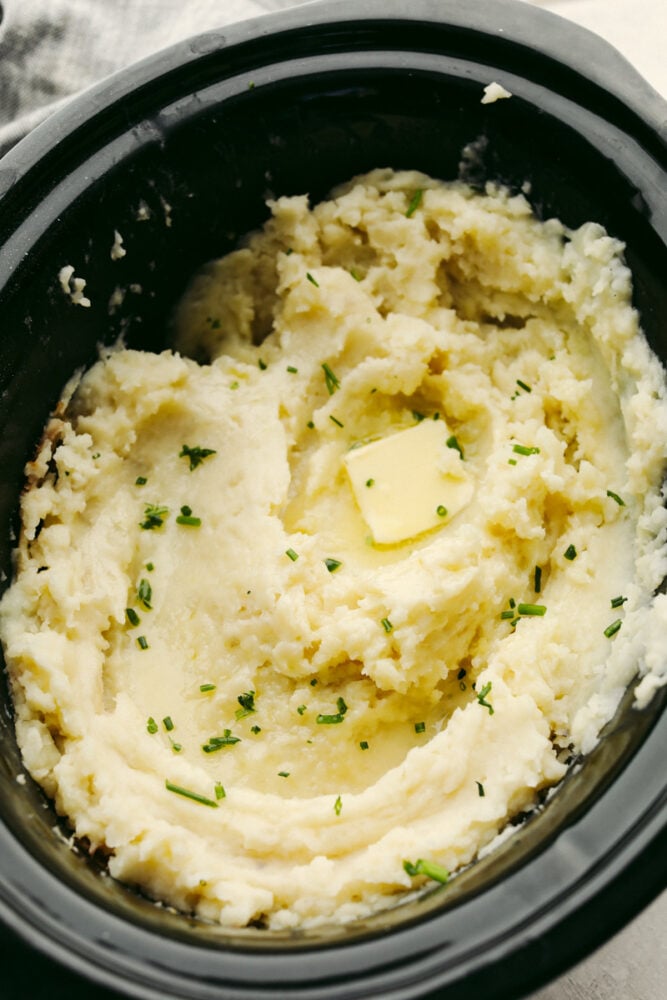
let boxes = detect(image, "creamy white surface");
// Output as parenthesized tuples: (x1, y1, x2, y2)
(2, 169, 667, 929)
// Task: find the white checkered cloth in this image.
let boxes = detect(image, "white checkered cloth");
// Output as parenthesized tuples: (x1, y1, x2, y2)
(0, 0, 308, 156)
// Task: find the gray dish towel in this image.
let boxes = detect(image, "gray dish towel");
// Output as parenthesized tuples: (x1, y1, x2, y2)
(0, 0, 306, 157)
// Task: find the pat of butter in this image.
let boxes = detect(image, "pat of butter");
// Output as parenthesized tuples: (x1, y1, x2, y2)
(343, 419, 473, 544)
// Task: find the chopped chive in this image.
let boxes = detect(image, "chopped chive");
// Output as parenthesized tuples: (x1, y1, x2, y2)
(446, 435, 464, 459)
(163, 716, 174, 732)
(381, 617, 393, 633)
(140, 504, 169, 530)
(365, 478, 375, 487)
(414, 721, 426, 734)
(215, 782, 226, 800)
(307, 420, 315, 429)
(310, 678, 318, 686)
(169, 739, 182, 753)
(235, 691, 256, 719)
(476, 681, 494, 715)
(176, 505, 201, 526)
(92, 452, 100, 460)
(135, 476, 147, 486)
(322, 362, 340, 395)
(324, 558, 342, 573)
(517, 603, 547, 616)
(512, 444, 540, 456)
(436, 505, 447, 517)
(406, 189, 423, 218)
(286, 548, 299, 562)
(534, 566, 542, 593)
(145, 562, 154, 572)
(359, 740, 369, 750)
(306, 272, 319, 287)
(606, 490, 626, 506)
(137, 578, 152, 608)
(403, 858, 449, 883)
(126, 607, 140, 627)
(350, 267, 363, 281)
(278, 771, 290, 778)
(412, 410, 425, 422)
(334, 795, 342, 816)
(179, 445, 216, 471)
(508, 458, 518, 465)
(604, 619, 622, 638)
(509, 598, 516, 609)
(258, 358, 268, 370)
(297, 704, 307, 715)
(329, 414, 344, 428)
(202, 730, 241, 752)
(500, 609, 515, 620)
(137, 635, 149, 650)
(165, 780, 218, 808)
(564, 544, 577, 561)
(251, 725, 262, 734)
(199, 683, 216, 693)
(611, 595, 627, 609)
(147, 717, 158, 734)
(316, 697, 348, 725)
(287, 365, 298, 373)
(476, 781, 485, 797)
(516, 379, 532, 393)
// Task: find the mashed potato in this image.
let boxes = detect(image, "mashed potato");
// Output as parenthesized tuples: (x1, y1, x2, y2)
(2, 169, 667, 929)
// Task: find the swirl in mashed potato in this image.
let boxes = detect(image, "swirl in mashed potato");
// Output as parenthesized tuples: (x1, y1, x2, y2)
(2, 169, 667, 929)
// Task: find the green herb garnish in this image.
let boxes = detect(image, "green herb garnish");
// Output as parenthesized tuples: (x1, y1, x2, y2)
(360, 740, 369, 750)
(287, 365, 298, 374)
(366, 478, 375, 488)
(350, 267, 363, 282)
(604, 619, 622, 638)
(235, 691, 256, 719)
(176, 505, 201, 526)
(258, 358, 268, 370)
(446, 435, 464, 459)
(611, 596, 627, 609)
(414, 721, 426, 734)
(199, 683, 216, 693)
(606, 490, 626, 507)
(278, 771, 290, 778)
(135, 476, 147, 486)
(251, 725, 262, 734)
(403, 858, 449, 883)
(534, 566, 542, 593)
(476, 681, 494, 715)
(564, 544, 577, 561)
(137, 578, 152, 609)
(517, 603, 546, 617)
(516, 379, 532, 393)
(297, 704, 307, 716)
(163, 716, 174, 732)
(436, 505, 447, 518)
(126, 608, 140, 627)
(324, 558, 342, 573)
(322, 362, 340, 395)
(179, 445, 216, 471)
(380, 617, 393, 633)
(316, 697, 348, 725)
(202, 730, 241, 753)
(512, 444, 540, 456)
(140, 504, 169, 530)
(329, 414, 344, 428)
(306, 272, 319, 288)
(215, 782, 226, 800)
(137, 636, 149, 650)
(476, 781, 485, 797)
(286, 548, 299, 561)
(165, 780, 218, 808)
(147, 717, 158, 734)
(334, 795, 342, 816)
(406, 189, 423, 218)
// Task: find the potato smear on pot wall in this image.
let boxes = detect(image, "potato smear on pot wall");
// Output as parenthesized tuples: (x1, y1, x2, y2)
(1, 168, 667, 929)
